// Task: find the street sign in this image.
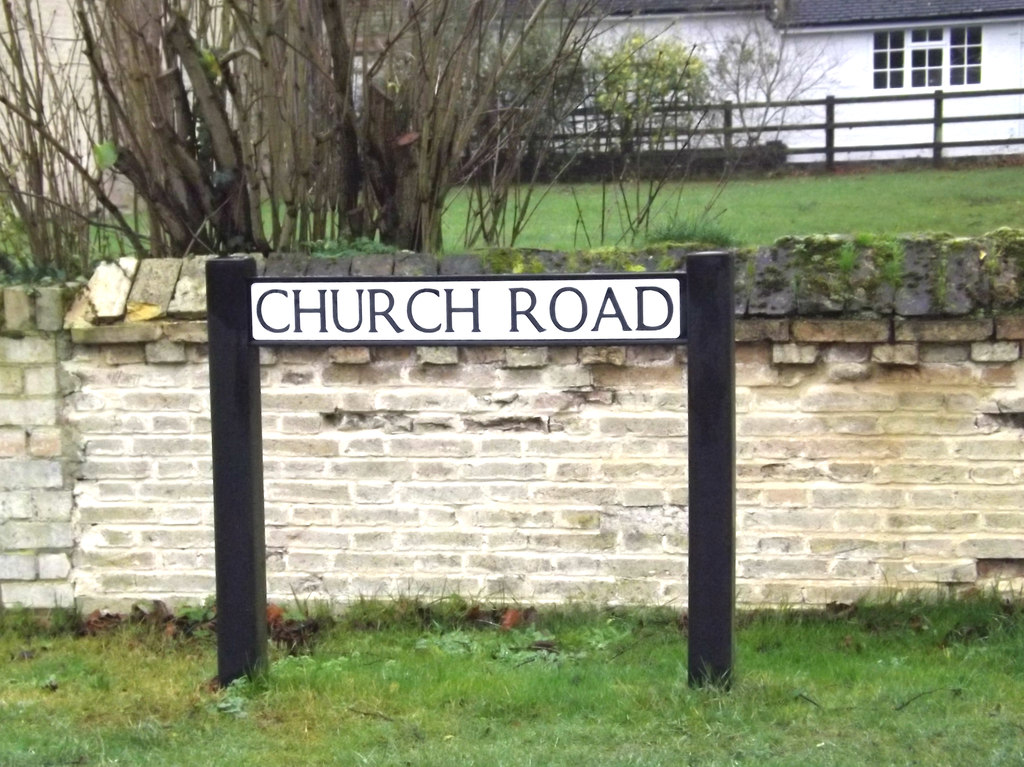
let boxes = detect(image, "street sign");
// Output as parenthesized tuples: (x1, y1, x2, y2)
(250, 275, 685, 345)
(207, 256, 734, 689)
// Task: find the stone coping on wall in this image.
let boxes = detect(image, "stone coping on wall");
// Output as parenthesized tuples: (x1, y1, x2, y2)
(4, 235, 1024, 340)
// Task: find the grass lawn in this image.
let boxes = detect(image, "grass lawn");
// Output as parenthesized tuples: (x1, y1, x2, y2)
(443, 164, 1024, 251)
(2, 597, 1024, 766)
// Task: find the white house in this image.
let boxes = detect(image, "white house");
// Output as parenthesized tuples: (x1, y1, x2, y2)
(770, 0, 1024, 161)
(600, 0, 1024, 161)
(15, 1, 1024, 164)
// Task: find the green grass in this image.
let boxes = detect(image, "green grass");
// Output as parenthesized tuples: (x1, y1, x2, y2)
(443, 165, 1024, 251)
(3, 596, 1024, 765)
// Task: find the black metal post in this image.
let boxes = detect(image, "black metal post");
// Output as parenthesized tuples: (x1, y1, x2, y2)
(206, 256, 267, 687)
(686, 252, 736, 688)
(933, 89, 944, 167)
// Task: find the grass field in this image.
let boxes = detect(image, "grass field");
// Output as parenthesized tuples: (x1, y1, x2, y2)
(3, 596, 1024, 766)
(443, 164, 1024, 251)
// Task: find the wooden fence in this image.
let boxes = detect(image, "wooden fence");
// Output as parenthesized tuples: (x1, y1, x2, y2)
(551, 87, 1024, 171)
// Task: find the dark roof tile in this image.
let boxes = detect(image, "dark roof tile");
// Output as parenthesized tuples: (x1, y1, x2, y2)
(774, 0, 1024, 28)
(599, 0, 767, 14)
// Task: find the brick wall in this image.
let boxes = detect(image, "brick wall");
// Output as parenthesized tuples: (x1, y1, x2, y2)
(0, 286, 75, 608)
(4, 242, 1024, 611)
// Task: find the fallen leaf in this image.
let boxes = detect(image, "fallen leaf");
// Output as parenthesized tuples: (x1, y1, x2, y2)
(266, 603, 285, 627)
(81, 609, 123, 636)
(500, 609, 523, 631)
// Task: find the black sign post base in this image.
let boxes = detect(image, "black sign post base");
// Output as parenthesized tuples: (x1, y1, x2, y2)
(685, 253, 736, 687)
(207, 256, 268, 687)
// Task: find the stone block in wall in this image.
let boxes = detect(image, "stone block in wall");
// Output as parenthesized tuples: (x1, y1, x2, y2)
(0, 368, 21, 395)
(37, 553, 71, 580)
(34, 286, 66, 332)
(957, 538, 1024, 559)
(0, 490, 71, 522)
(971, 341, 1020, 363)
(264, 254, 312, 277)
(0, 399, 58, 428)
(580, 346, 626, 365)
(28, 428, 63, 458)
(940, 240, 987, 314)
(351, 254, 394, 276)
(163, 321, 208, 344)
(0, 554, 36, 580)
(89, 259, 137, 321)
(732, 251, 751, 315)
(167, 256, 215, 319)
(747, 247, 795, 315)
(996, 315, 1024, 340)
(145, 339, 187, 364)
(1, 582, 74, 608)
(2, 519, 73, 548)
(894, 318, 993, 343)
(394, 254, 437, 276)
(871, 343, 919, 365)
(307, 256, 353, 277)
(416, 346, 459, 365)
(63, 285, 96, 329)
(3, 287, 33, 334)
(0, 428, 26, 456)
(126, 258, 182, 322)
(0, 336, 55, 365)
(329, 347, 371, 365)
(505, 347, 548, 368)
(988, 246, 1023, 311)
(894, 241, 937, 316)
(792, 319, 890, 343)
(735, 318, 789, 342)
(71, 324, 163, 345)
(440, 254, 484, 275)
(771, 343, 818, 365)
(23, 364, 64, 400)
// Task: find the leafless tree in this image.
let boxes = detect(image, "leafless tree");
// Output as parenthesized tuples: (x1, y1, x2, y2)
(708, 17, 837, 147)
(0, 0, 139, 275)
(68, 0, 604, 255)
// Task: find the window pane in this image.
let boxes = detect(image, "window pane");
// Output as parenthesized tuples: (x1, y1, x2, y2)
(912, 49, 925, 66)
(912, 70, 925, 87)
(875, 51, 887, 69)
(928, 49, 942, 66)
(951, 69, 964, 86)
(928, 69, 942, 86)
(875, 71, 887, 89)
(967, 26, 981, 44)
(911, 29, 926, 42)
(874, 32, 887, 48)
(951, 28, 965, 45)
(968, 48, 981, 65)
(929, 28, 942, 41)
(891, 31, 904, 47)
(892, 72, 904, 88)
(967, 66, 981, 84)
(951, 48, 965, 66)
(891, 51, 904, 68)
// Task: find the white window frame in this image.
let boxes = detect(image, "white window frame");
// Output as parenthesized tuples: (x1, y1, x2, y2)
(871, 25, 983, 90)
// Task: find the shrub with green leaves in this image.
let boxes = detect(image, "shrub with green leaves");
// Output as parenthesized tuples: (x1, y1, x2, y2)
(588, 32, 710, 155)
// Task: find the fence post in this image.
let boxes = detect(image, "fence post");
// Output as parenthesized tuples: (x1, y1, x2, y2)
(933, 89, 944, 166)
(723, 100, 733, 153)
(825, 95, 836, 171)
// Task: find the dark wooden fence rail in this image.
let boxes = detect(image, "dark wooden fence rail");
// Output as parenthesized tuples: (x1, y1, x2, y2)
(552, 87, 1024, 170)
